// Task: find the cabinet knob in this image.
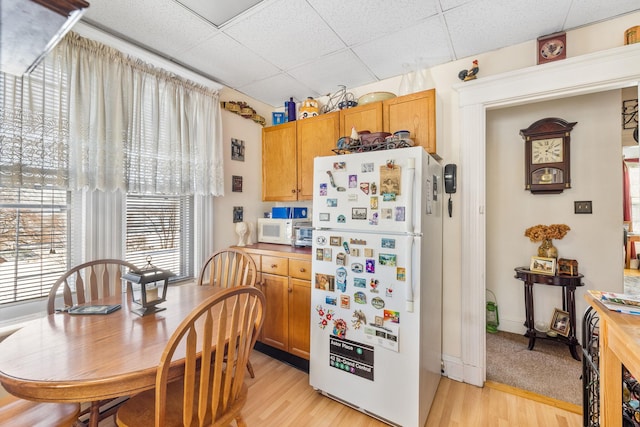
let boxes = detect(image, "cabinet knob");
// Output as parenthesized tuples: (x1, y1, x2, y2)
(288, 288, 293, 293)
(291, 189, 296, 194)
(271, 264, 278, 269)
(299, 268, 305, 272)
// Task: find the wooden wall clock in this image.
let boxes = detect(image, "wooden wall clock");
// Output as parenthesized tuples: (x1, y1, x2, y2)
(519, 117, 577, 194)
(537, 32, 566, 64)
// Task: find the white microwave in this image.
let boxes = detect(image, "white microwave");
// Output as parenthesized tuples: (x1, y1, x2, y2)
(257, 218, 310, 245)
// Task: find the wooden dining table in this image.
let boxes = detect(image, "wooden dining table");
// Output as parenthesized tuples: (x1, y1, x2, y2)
(0, 284, 224, 426)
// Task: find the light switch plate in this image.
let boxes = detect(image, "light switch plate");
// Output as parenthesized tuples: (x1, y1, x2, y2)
(574, 201, 592, 214)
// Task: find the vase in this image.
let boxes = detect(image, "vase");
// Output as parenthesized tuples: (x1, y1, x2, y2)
(537, 238, 558, 258)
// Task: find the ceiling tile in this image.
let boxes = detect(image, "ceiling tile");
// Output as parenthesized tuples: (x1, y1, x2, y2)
(174, 0, 264, 27)
(565, 0, 640, 28)
(223, 0, 345, 69)
(84, 0, 218, 57)
(353, 16, 453, 80)
(444, 0, 569, 59)
(287, 49, 377, 97)
(176, 33, 280, 87)
(306, 0, 439, 46)
(238, 73, 319, 107)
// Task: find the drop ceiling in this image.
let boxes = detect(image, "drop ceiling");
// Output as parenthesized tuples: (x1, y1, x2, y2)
(81, 0, 640, 107)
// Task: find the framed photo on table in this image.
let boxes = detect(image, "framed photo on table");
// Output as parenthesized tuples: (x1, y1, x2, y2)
(549, 308, 571, 337)
(530, 256, 556, 275)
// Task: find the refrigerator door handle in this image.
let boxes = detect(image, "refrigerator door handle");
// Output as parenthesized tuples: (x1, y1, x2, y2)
(405, 157, 415, 234)
(406, 235, 415, 312)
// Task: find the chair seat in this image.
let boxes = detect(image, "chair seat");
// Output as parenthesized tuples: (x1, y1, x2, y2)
(0, 395, 80, 427)
(116, 379, 248, 427)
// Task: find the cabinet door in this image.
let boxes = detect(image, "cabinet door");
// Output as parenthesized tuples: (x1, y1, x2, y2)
(288, 278, 311, 360)
(297, 112, 339, 200)
(383, 89, 437, 154)
(340, 102, 383, 137)
(262, 122, 298, 201)
(259, 273, 289, 352)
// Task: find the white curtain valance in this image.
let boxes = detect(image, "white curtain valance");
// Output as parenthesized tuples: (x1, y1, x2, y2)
(60, 32, 224, 196)
(1, 32, 224, 196)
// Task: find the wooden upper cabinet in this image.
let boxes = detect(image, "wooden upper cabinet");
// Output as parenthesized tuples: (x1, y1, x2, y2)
(383, 89, 437, 154)
(262, 122, 297, 201)
(340, 102, 383, 136)
(296, 111, 339, 200)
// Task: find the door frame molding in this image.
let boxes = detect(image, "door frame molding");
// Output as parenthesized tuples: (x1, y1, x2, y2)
(455, 43, 640, 386)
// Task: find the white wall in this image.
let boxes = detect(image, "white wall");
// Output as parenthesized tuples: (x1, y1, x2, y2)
(214, 88, 274, 251)
(487, 90, 623, 335)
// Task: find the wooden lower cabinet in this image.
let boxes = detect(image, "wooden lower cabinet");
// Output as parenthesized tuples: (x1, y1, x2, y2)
(239, 244, 311, 360)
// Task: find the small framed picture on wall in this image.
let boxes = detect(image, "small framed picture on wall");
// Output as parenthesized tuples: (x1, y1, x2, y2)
(232, 175, 243, 192)
(231, 138, 245, 161)
(233, 206, 243, 223)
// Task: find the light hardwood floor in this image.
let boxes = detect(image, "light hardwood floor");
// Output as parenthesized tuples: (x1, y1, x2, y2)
(93, 349, 584, 426)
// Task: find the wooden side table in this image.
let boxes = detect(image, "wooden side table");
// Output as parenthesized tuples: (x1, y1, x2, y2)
(514, 267, 584, 360)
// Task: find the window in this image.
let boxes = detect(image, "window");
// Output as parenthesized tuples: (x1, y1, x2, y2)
(0, 187, 69, 304)
(125, 194, 192, 280)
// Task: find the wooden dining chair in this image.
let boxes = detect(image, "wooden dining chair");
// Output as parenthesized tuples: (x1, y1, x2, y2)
(198, 248, 258, 378)
(46, 258, 138, 315)
(197, 248, 257, 289)
(45, 258, 138, 426)
(115, 286, 266, 427)
(0, 394, 80, 427)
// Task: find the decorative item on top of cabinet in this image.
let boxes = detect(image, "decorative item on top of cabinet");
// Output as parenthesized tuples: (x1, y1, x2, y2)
(221, 101, 265, 126)
(457, 59, 479, 81)
(321, 85, 357, 113)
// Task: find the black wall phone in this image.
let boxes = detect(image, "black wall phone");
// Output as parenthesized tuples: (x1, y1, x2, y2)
(444, 164, 457, 217)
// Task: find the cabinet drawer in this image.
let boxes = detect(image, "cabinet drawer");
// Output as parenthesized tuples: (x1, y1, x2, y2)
(289, 259, 311, 280)
(261, 256, 288, 276)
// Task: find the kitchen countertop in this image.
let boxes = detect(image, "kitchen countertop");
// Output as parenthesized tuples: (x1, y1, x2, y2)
(235, 243, 312, 258)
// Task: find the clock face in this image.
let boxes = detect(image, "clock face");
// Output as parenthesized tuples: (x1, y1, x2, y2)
(540, 39, 564, 59)
(532, 138, 563, 164)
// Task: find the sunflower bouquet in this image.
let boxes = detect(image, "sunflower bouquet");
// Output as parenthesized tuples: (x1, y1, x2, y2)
(524, 224, 570, 242)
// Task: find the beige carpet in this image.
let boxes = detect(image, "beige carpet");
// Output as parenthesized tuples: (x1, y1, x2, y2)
(486, 331, 582, 406)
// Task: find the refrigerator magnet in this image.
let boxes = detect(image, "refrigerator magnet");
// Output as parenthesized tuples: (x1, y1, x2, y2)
(327, 198, 337, 207)
(340, 295, 350, 309)
(351, 248, 360, 257)
(325, 296, 337, 305)
(364, 248, 374, 257)
(380, 164, 401, 195)
(348, 194, 358, 202)
(332, 319, 348, 338)
(371, 297, 385, 309)
(349, 238, 366, 245)
(354, 291, 367, 304)
(319, 183, 327, 196)
(315, 249, 323, 261)
(342, 241, 350, 253)
(315, 273, 335, 291)
(329, 236, 342, 246)
(359, 182, 370, 194)
(381, 238, 395, 248)
(379, 253, 397, 267)
(366, 259, 375, 273)
(323, 248, 332, 262)
(316, 236, 327, 245)
(381, 208, 393, 219)
(386, 287, 394, 298)
(351, 263, 363, 273)
(352, 207, 367, 220)
(336, 253, 346, 266)
(326, 171, 336, 187)
(361, 162, 374, 173)
(352, 310, 366, 329)
(371, 182, 377, 195)
(370, 197, 378, 210)
(369, 212, 379, 225)
(348, 175, 357, 188)
(337, 214, 346, 223)
(332, 162, 346, 170)
(396, 267, 406, 281)
(369, 279, 379, 293)
(336, 267, 347, 292)
(394, 207, 405, 221)
(353, 277, 366, 288)
(382, 193, 396, 201)
(319, 213, 330, 221)
(384, 310, 400, 323)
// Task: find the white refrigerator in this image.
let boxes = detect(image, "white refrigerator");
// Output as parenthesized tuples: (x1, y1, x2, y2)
(309, 146, 443, 427)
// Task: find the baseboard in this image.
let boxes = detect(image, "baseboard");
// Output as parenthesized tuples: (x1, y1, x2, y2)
(485, 380, 583, 415)
(254, 342, 309, 372)
(442, 354, 464, 382)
